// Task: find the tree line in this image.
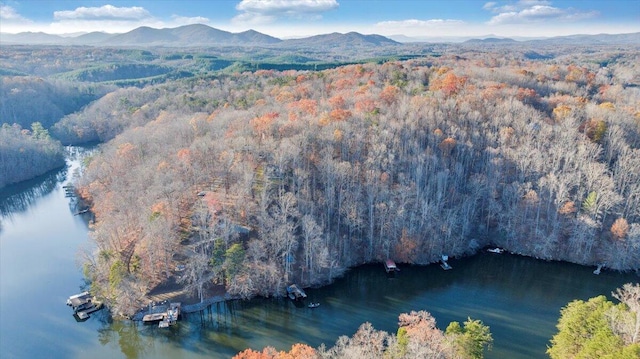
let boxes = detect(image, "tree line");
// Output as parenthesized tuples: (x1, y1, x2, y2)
(72, 47, 640, 316)
(234, 311, 492, 359)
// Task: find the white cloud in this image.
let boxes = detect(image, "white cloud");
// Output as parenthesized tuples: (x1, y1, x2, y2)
(518, 0, 552, 7)
(482, 2, 497, 11)
(484, 0, 551, 14)
(0, 4, 32, 23)
(54, 5, 151, 20)
(486, 1, 598, 25)
(24, 5, 210, 34)
(236, 0, 338, 14)
(233, 0, 338, 24)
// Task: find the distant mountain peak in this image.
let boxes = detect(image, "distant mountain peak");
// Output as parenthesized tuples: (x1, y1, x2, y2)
(464, 37, 517, 43)
(280, 31, 399, 48)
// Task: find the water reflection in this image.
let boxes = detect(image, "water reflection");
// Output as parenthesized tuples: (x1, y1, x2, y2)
(98, 319, 152, 359)
(0, 146, 92, 218)
(0, 168, 65, 217)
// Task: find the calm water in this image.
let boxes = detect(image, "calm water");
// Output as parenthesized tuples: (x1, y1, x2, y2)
(1, 150, 638, 359)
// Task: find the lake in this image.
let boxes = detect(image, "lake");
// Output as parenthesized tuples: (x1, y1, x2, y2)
(1, 149, 637, 358)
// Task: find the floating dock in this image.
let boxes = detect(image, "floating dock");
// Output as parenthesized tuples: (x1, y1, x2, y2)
(286, 284, 307, 300)
(76, 302, 103, 320)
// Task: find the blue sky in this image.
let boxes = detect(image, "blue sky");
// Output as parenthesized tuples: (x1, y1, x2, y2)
(1, 0, 638, 38)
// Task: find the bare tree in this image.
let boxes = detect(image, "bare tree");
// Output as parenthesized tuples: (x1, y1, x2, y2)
(609, 283, 640, 345)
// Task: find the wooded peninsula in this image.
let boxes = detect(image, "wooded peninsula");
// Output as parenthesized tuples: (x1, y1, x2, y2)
(1, 39, 639, 345)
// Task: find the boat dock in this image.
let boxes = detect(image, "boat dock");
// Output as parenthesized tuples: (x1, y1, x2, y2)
(63, 185, 76, 198)
(440, 255, 452, 270)
(67, 291, 103, 320)
(76, 302, 103, 320)
(487, 247, 504, 254)
(142, 302, 181, 327)
(286, 284, 307, 300)
(384, 259, 398, 273)
(593, 263, 605, 275)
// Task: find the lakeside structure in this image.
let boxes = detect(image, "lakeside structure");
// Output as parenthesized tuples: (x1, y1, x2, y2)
(440, 255, 452, 270)
(142, 301, 182, 328)
(286, 284, 307, 301)
(67, 291, 103, 320)
(384, 259, 398, 273)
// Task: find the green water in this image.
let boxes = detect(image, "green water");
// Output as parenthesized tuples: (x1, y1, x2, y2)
(1, 150, 637, 358)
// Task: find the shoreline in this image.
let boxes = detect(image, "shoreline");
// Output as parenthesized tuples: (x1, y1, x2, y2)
(128, 249, 639, 321)
(131, 293, 242, 321)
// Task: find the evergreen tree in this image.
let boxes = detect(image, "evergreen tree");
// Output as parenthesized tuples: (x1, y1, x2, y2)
(548, 289, 640, 359)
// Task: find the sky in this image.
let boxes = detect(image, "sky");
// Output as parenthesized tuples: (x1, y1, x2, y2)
(0, 0, 638, 39)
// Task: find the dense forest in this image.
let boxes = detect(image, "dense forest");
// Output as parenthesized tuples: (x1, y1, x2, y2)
(0, 74, 111, 188)
(61, 45, 640, 316)
(0, 123, 65, 188)
(0, 76, 110, 130)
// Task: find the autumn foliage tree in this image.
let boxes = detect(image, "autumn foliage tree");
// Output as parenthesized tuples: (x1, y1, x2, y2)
(234, 344, 318, 359)
(611, 218, 630, 240)
(75, 48, 640, 314)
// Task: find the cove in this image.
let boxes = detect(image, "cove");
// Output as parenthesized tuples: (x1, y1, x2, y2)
(0, 149, 637, 359)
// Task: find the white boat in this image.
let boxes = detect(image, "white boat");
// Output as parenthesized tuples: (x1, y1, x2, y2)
(487, 248, 504, 254)
(308, 302, 320, 308)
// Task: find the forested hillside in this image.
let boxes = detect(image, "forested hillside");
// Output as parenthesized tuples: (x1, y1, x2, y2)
(75, 47, 640, 315)
(0, 123, 65, 187)
(0, 75, 113, 188)
(0, 76, 110, 130)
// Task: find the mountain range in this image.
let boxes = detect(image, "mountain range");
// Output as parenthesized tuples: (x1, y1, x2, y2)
(1, 24, 638, 47)
(0, 24, 398, 48)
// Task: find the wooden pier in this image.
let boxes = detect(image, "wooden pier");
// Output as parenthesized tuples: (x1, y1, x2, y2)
(286, 284, 307, 300)
(142, 302, 181, 327)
